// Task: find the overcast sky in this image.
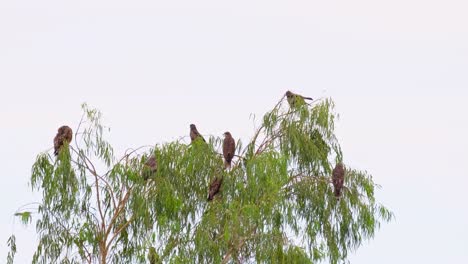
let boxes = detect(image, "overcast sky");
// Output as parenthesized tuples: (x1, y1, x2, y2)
(1, 0, 467, 263)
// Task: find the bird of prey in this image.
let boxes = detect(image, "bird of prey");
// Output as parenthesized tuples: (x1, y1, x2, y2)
(207, 176, 222, 201)
(223, 132, 235, 169)
(285, 90, 313, 108)
(190, 124, 206, 143)
(332, 162, 345, 199)
(143, 155, 157, 180)
(53, 125, 73, 156)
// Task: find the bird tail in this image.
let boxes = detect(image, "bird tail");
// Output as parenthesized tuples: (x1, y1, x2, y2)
(334, 187, 342, 199)
(303, 96, 313, 101)
(224, 160, 231, 169)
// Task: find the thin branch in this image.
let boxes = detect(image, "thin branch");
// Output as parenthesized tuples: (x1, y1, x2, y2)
(242, 95, 286, 158)
(104, 186, 133, 248)
(222, 226, 258, 264)
(93, 169, 105, 232)
(74, 112, 86, 151)
(106, 214, 135, 250)
(103, 145, 153, 176)
(254, 131, 284, 156)
(71, 146, 117, 210)
(287, 173, 332, 185)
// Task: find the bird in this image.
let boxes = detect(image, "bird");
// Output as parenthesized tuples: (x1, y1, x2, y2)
(143, 155, 157, 180)
(223, 132, 235, 169)
(53, 125, 73, 156)
(332, 162, 345, 199)
(190, 124, 206, 143)
(285, 90, 313, 108)
(208, 177, 222, 201)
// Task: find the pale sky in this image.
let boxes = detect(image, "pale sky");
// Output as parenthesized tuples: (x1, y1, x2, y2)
(1, 0, 467, 263)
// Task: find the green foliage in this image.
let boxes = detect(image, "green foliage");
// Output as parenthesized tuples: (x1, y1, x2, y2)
(148, 246, 161, 264)
(10, 96, 392, 263)
(7, 235, 16, 264)
(14, 212, 32, 225)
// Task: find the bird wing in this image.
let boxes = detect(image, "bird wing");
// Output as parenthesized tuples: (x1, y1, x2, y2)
(64, 127, 73, 142)
(53, 134, 61, 155)
(223, 137, 235, 162)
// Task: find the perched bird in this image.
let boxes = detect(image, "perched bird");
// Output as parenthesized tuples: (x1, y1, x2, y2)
(53, 125, 73, 156)
(143, 155, 157, 180)
(190, 124, 206, 143)
(223, 132, 235, 169)
(285, 90, 313, 108)
(208, 177, 222, 201)
(332, 163, 345, 199)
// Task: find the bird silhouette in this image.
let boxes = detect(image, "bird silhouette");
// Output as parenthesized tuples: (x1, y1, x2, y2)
(53, 125, 73, 156)
(208, 177, 222, 201)
(223, 132, 235, 169)
(332, 162, 345, 199)
(143, 155, 157, 180)
(285, 90, 313, 108)
(189, 124, 206, 143)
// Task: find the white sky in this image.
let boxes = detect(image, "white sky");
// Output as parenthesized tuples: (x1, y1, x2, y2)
(1, 0, 467, 263)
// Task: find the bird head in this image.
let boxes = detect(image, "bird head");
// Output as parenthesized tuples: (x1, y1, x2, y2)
(190, 124, 196, 130)
(223, 132, 231, 137)
(285, 90, 293, 97)
(334, 162, 345, 172)
(58, 125, 70, 134)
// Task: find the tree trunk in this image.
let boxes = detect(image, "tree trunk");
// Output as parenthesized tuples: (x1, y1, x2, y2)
(100, 242, 107, 264)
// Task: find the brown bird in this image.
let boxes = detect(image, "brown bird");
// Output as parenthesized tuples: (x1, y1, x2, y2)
(207, 176, 222, 201)
(143, 155, 157, 180)
(285, 90, 313, 108)
(190, 124, 206, 143)
(332, 162, 345, 199)
(222, 132, 235, 169)
(53, 125, 73, 156)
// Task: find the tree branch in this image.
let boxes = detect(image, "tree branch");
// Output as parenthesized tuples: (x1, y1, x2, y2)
(222, 226, 258, 264)
(105, 186, 133, 249)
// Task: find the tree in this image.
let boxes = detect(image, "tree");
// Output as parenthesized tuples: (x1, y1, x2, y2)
(7, 95, 393, 264)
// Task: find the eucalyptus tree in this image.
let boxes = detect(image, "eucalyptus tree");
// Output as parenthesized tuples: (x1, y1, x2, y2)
(8, 95, 392, 264)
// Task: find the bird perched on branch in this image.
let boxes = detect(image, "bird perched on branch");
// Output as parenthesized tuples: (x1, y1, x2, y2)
(332, 162, 345, 199)
(190, 124, 206, 143)
(53, 125, 73, 156)
(223, 132, 235, 169)
(208, 177, 222, 201)
(143, 155, 157, 180)
(285, 90, 313, 108)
